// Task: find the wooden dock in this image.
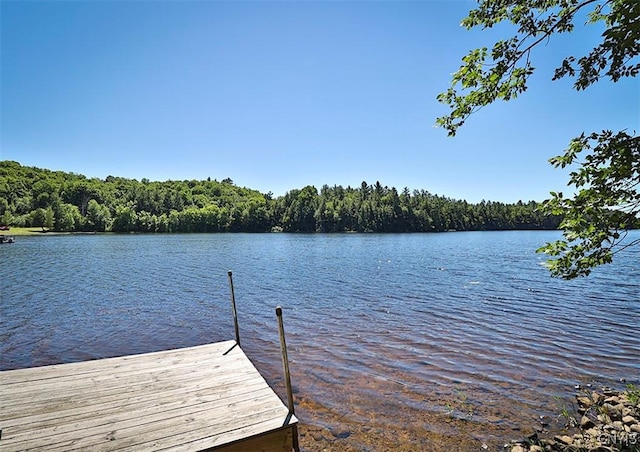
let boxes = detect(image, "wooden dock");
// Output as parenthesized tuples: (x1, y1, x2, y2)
(0, 340, 298, 451)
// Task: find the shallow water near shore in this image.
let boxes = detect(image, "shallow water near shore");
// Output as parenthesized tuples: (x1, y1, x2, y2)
(2, 231, 639, 450)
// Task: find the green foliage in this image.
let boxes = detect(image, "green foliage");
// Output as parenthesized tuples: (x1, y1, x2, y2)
(437, 0, 639, 278)
(56, 203, 82, 232)
(44, 206, 55, 230)
(627, 383, 640, 405)
(30, 208, 48, 228)
(538, 131, 640, 278)
(86, 199, 111, 232)
(0, 161, 561, 234)
(553, 395, 578, 428)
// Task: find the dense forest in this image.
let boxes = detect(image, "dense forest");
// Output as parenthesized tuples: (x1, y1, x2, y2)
(0, 161, 562, 233)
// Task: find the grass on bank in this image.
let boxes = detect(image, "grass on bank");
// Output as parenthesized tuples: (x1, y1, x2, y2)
(1, 227, 59, 236)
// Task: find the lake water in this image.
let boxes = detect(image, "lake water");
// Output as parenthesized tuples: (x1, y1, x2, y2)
(1, 231, 639, 451)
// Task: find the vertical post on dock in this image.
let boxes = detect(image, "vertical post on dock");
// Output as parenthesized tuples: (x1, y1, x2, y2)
(227, 271, 241, 347)
(276, 306, 295, 414)
(276, 306, 299, 452)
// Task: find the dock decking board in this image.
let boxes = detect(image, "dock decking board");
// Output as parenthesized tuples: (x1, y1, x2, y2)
(0, 340, 298, 451)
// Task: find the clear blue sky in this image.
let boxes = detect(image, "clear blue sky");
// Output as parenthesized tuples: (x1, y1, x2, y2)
(1, 1, 637, 203)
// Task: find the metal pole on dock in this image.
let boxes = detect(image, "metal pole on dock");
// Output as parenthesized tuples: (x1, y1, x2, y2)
(276, 306, 299, 452)
(276, 306, 295, 414)
(227, 271, 241, 347)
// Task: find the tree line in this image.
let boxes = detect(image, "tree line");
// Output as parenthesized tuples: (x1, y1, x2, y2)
(0, 161, 562, 234)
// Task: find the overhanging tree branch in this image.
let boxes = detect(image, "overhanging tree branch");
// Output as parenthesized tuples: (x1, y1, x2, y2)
(437, 0, 640, 279)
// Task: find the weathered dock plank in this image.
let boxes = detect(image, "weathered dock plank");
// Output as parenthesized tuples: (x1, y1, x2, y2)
(0, 340, 298, 451)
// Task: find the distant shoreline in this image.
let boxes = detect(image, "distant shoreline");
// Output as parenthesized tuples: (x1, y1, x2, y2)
(1, 227, 88, 236)
(4, 227, 569, 237)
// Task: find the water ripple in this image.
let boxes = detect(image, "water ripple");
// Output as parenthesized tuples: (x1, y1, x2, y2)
(1, 231, 638, 448)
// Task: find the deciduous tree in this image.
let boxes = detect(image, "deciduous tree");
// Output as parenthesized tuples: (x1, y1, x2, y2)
(437, 0, 639, 278)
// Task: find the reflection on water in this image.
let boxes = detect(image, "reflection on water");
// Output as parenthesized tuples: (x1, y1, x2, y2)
(2, 231, 639, 450)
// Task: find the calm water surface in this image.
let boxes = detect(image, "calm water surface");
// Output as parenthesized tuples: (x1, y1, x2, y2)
(1, 231, 639, 451)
